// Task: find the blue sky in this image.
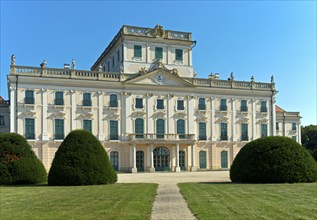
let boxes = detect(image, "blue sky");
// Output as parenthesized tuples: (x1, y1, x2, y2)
(0, 1, 316, 125)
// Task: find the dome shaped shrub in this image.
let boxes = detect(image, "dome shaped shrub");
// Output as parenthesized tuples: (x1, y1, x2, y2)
(230, 136, 317, 183)
(313, 149, 317, 161)
(0, 133, 47, 185)
(48, 130, 117, 186)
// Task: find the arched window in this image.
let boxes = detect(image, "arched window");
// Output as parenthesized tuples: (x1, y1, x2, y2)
(135, 118, 144, 138)
(156, 119, 165, 138)
(177, 119, 185, 139)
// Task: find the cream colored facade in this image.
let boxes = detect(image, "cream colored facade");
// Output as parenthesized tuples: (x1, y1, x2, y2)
(0, 97, 10, 133)
(6, 25, 301, 172)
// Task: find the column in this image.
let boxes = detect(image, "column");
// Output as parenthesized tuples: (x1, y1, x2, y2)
(146, 44, 150, 63)
(41, 88, 48, 140)
(97, 92, 104, 140)
(131, 145, 137, 173)
(9, 86, 16, 132)
(176, 144, 180, 172)
(191, 144, 196, 171)
(272, 97, 276, 136)
(211, 97, 216, 141)
(251, 99, 256, 140)
(70, 90, 76, 131)
(166, 46, 169, 64)
(148, 144, 155, 172)
(231, 98, 237, 141)
(298, 122, 301, 144)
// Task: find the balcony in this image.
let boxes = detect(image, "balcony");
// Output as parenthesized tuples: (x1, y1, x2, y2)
(128, 133, 195, 144)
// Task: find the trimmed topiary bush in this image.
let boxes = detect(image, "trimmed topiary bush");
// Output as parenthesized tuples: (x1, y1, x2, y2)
(0, 133, 47, 185)
(313, 149, 317, 161)
(48, 130, 117, 186)
(230, 136, 317, 183)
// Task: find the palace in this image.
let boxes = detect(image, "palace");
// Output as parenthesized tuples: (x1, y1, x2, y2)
(5, 25, 301, 172)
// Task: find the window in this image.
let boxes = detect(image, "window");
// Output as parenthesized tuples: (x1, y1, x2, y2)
(220, 123, 228, 140)
(177, 119, 185, 139)
(135, 118, 144, 138)
(110, 151, 119, 171)
(112, 56, 115, 67)
(261, 124, 268, 137)
(55, 119, 64, 140)
(83, 120, 92, 132)
(198, 98, 206, 110)
(241, 124, 248, 141)
(0, 116, 4, 126)
(83, 93, 91, 106)
(177, 100, 184, 110)
(199, 122, 207, 140)
(292, 136, 297, 141)
(25, 90, 34, 104)
(292, 123, 296, 131)
(220, 99, 227, 111)
(241, 100, 248, 112)
(134, 45, 142, 58)
(261, 101, 267, 112)
(221, 151, 228, 168)
(25, 118, 35, 139)
(110, 94, 118, 107)
(55, 91, 64, 105)
(175, 49, 183, 61)
(156, 99, 164, 110)
(135, 98, 143, 109)
(107, 62, 110, 71)
(155, 47, 163, 59)
(276, 122, 279, 130)
(156, 119, 165, 138)
(110, 120, 118, 140)
(117, 50, 120, 62)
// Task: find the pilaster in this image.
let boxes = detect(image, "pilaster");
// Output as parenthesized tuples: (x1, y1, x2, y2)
(97, 91, 104, 140)
(191, 144, 196, 171)
(272, 97, 276, 136)
(251, 99, 256, 140)
(70, 90, 76, 131)
(231, 98, 237, 141)
(210, 97, 216, 141)
(131, 145, 137, 173)
(175, 144, 180, 172)
(9, 86, 16, 132)
(41, 88, 48, 141)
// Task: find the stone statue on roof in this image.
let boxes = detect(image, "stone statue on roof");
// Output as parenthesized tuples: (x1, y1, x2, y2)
(11, 54, 16, 65)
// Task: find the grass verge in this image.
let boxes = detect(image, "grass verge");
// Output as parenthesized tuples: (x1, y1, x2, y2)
(0, 183, 157, 220)
(178, 182, 317, 220)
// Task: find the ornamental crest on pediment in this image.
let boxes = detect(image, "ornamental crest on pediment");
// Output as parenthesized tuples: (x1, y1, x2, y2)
(152, 25, 167, 38)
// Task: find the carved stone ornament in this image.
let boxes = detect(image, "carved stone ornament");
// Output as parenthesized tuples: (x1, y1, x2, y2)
(139, 67, 148, 75)
(11, 54, 16, 65)
(147, 60, 179, 76)
(153, 25, 167, 38)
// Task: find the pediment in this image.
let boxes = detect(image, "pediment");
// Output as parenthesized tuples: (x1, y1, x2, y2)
(124, 69, 194, 87)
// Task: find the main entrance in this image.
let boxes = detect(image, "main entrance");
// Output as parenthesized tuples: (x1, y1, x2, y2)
(179, 150, 186, 171)
(136, 151, 144, 172)
(153, 146, 170, 171)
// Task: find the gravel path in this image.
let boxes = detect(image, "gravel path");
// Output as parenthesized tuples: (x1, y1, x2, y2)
(118, 171, 230, 220)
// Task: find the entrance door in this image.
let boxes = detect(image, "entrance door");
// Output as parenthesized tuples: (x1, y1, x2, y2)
(153, 147, 170, 171)
(179, 150, 186, 171)
(136, 151, 144, 172)
(199, 151, 207, 169)
(110, 151, 119, 171)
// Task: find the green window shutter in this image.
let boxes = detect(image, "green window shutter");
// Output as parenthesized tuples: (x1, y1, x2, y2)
(261, 101, 267, 112)
(134, 45, 142, 58)
(199, 122, 207, 140)
(25, 90, 34, 104)
(241, 124, 248, 141)
(135, 118, 144, 138)
(156, 119, 165, 138)
(261, 124, 267, 137)
(221, 151, 228, 168)
(110, 94, 118, 107)
(25, 118, 35, 139)
(155, 47, 163, 59)
(175, 49, 183, 61)
(110, 120, 118, 140)
(83, 93, 91, 106)
(198, 98, 206, 110)
(55, 119, 64, 140)
(55, 92, 64, 105)
(221, 123, 228, 140)
(177, 119, 185, 139)
(220, 99, 227, 111)
(292, 123, 296, 131)
(241, 100, 247, 111)
(83, 120, 92, 132)
(156, 99, 164, 109)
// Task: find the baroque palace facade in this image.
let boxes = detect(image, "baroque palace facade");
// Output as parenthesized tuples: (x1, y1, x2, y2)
(6, 25, 301, 172)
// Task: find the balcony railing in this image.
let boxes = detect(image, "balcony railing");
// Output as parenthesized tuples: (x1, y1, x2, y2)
(128, 133, 195, 141)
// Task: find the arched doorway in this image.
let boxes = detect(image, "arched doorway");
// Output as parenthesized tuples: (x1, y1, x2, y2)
(153, 146, 170, 171)
(179, 150, 186, 171)
(199, 151, 207, 169)
(136, 151, 144, 172)
(110, 151, 119, 171)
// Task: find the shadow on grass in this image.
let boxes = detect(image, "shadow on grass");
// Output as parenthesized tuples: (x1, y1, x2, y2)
(1, 183, 48, 187)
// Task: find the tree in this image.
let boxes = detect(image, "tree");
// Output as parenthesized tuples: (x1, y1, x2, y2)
(301, 125, 317, 151)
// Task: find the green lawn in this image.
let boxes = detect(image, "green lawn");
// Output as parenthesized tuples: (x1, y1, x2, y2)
(179, 182, 317, 220)
(0, 183, 157, 220)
